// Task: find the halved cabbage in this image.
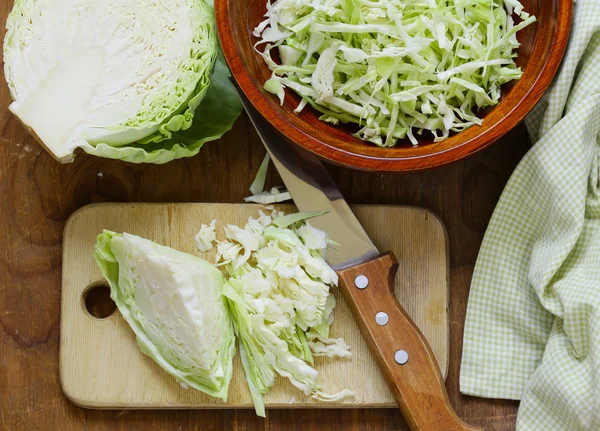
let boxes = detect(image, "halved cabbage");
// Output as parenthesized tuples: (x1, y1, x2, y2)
(94, 231, 236, 400)
(4, 0, 240, 163)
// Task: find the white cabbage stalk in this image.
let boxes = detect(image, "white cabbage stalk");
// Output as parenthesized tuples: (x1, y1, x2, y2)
(219, 210, 352, 416)
(255, 0, 536, 147)
(94, 231, 236, 400)
(4, 0, 219, 162)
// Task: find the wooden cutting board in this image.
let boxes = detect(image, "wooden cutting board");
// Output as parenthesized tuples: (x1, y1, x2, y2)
(60, 203, 449, 409)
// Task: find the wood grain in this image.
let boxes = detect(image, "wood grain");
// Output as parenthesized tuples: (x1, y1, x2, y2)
(0, 2, 531, 430)
(60, 203, 448, 409)
(0, 123, 528, 430)
(216, 0, 571, 172)
(0, 113, 529, 430)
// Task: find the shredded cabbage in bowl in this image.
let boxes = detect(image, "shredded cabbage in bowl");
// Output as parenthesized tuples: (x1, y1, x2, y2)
(254, 0, 536, 147)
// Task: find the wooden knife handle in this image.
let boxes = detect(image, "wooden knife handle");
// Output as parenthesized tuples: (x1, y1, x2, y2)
(337, 252, 481, 431)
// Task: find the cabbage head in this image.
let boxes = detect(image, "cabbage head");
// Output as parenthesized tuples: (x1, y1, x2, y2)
(4, 0, 241, 163)
(94, 231, 236, 400)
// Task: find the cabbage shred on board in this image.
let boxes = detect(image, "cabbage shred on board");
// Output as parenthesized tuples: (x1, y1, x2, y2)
(254, 0, 536, 146)
(218, 209, 353, 417)
(3, 0, 241, 163)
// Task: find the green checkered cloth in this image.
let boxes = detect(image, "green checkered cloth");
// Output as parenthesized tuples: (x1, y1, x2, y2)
(460, 2, 600, 430)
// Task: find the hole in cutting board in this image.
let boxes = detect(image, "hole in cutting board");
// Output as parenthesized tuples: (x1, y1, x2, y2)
(82, 282, 116, 319)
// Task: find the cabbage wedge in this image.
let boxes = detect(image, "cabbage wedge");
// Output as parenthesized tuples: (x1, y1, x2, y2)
(94, 231, 236, 400)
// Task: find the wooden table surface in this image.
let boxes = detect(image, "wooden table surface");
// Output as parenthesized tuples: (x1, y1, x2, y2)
(0, 3, 529, 429)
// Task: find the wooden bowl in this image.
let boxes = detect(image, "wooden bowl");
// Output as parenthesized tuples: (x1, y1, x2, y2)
(216, 1, 572, 172)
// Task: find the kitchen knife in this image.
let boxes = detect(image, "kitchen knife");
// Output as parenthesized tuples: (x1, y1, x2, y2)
(234, 83, 480, 431)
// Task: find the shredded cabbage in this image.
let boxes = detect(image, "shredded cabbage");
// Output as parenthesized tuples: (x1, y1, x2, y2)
(195, 219, 217, 252)
(254, 0, 535, 146)
(244, 187, 293, 204)
(249, 154, 272, 195)
(245, 154, 294, 204)
(219, 209, 352, 416)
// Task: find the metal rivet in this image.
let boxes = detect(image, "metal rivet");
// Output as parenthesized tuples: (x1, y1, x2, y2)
(394, 350, 409, 365)
(375, 312, 389, 326)
(354, 275, 369, 289)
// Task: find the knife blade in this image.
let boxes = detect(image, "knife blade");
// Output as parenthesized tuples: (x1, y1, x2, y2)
(236, 94, 378, 270)
(232, 79, 481, 431)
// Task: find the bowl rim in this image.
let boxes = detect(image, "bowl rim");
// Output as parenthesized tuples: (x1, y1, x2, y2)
(216, 0, 573, 172)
